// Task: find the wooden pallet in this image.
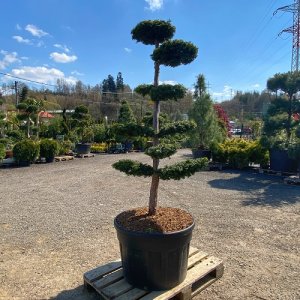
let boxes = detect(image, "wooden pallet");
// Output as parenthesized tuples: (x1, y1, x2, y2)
(258, 168, 297, 177)
(54, 155, 74, 162)
(284, 175, 300, 185)
(76, 153, 95, 158)
(83, 247, 224, 300)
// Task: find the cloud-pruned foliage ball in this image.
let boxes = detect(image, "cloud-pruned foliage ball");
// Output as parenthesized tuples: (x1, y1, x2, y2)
(131, 20, 175, 45)
(152, 40, 198, 67)
(159, 158, 208, 180)
(150, 84, 186, 102)
(145, 143, 177, 159)
(113, 159, 153, 177)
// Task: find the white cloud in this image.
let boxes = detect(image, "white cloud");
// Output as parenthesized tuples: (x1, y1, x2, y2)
(10, 66, 77, 85)
(124, 47, 132, 53)
(145, 0, 163, 11)
(16, 24, 22, 30)
(0, 50, 21, 70)
(54, 44, 70, 53)
(36, 41, 44, 47)
(159, 80, 178, 85)
(50, 52, 77, 63)
(21, 56, 29, 60)
(71, 70, 84, 76)
(212, 85, 233, 100)
(252, 83, 260, 89)
(25, 24, 48, 37)
(13, 35, 31, 44)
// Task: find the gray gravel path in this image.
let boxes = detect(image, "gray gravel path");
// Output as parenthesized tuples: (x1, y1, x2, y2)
(0, 149, 299, 300)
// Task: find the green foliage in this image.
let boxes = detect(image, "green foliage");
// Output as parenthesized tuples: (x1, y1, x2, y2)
(58, 140, 73, 155)
(131, 20, 175, 45)
(158, 121, 196, 138)
(189, 92, 224, 149)
(40, 139, 59, 159)
(152, 40, 198, 67)
(113, 159, 153, 177)
(6, 130, 25, 141)
(150, 84, 186, 102)
(267, 71, 300, 97)
(71, 105, 93, 142)
(0, 143, 5, 160)
(118, 100, 136, 124)
(265, 71, 300, 143)
(288, 141, 300, 160)
(116, 72, 124, 91)
(212, 138, 269, 169)
(145, 143, 177, 159)
(159, 158, 208, 180)
(13, 139, 40, 163)
(134, 84, 153, 97)
(249, 140, 269, 167)
(93, 124, 107, 143)
(81, 127, 94, 143)
(194, 74, 206, 98)
(113, 122, 154, 138)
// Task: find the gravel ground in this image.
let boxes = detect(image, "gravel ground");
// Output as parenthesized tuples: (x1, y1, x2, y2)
(0, 149, 299, 300)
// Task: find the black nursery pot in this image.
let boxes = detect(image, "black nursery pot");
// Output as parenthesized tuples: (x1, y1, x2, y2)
(114, 215, 194, 291)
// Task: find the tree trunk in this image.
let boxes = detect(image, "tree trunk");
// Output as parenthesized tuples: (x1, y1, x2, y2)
(287, 94, 293, 141)
(27, 116, 30, 138)
(148, 43, 160, 215)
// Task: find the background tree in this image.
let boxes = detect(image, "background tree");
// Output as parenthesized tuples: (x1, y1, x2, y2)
(116, 72, 124, 92)
(193, 74, 206, 98)
(117, 100, 136, 124)
(266, 71, 300, 141)
(189, 91, 223, 149)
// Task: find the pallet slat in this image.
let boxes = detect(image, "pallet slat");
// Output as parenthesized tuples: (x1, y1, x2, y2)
(102, 278, 133, 298)
(83, 247, 223, 300)
(84, 260, 122, 284)
(139, 256, 223, 300)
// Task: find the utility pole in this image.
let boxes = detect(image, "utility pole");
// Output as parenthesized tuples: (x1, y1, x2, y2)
(14, 81, 18, 106)
(275, 0, 300, 71)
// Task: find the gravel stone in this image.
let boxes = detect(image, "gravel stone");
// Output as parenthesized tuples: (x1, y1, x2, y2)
(0, 149, 299, 299)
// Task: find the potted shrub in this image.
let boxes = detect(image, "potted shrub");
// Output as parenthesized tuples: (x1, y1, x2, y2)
(71, 105, 94, 154)
(288, 126, 300, 176)
(13, 139, 40, 166)
(112, 20, 207, 291)
(265, 71, 300, 172)
(40, 138, 59, 163)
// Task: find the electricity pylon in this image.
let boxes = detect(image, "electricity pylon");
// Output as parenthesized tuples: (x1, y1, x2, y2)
(275, 0, 300, 71)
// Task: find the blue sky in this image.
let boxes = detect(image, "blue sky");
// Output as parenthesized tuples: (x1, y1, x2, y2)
(0, 0, 293, 101)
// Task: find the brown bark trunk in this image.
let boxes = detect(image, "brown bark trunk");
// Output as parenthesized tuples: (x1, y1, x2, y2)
(287, 94, 293, 141)
(148, 43, 160, 216)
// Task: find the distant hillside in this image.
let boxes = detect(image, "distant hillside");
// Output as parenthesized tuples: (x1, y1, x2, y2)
(219, 91, 276, 122)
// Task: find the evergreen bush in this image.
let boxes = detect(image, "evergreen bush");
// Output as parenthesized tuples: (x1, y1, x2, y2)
(13, 139, 40, 163)
(40, 139, 59, 161)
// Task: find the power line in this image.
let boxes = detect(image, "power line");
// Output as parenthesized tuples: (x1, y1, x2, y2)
(0, 71, 57, 87)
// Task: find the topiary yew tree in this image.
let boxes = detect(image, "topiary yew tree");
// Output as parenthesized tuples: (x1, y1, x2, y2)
(113, 20, 207, 215)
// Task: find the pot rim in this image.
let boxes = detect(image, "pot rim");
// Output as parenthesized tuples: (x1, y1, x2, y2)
(114, 209, 195, 237)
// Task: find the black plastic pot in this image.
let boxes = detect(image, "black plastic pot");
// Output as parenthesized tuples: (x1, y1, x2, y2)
(269, 149, 297, 173)
(114, 215, 194, 291)
(75, 143, 91, 155)
(192, 149, 211, 160)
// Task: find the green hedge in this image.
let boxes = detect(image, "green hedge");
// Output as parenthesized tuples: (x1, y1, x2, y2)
(212, 138, 269, 169)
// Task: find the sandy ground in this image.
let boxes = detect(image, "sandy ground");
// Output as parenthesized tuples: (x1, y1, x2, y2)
(0, 149, 299, 300)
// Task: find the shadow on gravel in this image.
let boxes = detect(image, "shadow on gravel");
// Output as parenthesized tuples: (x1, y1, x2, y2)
(208, 170, 300, 207)
(50, 285, 99, 300)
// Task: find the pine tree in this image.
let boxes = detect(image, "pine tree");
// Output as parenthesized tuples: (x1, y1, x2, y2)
(118, 100, 136, 124)
(113, 20, 207, 215)
(116, 72, 124, 91)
